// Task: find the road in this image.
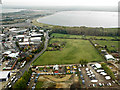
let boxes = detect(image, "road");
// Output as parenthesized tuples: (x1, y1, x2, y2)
(4, 31, 49, 89)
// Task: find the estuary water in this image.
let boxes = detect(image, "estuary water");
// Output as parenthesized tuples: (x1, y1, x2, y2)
(37, 11, 118, 28)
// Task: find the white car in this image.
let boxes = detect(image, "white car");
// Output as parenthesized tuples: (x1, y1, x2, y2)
(102, 83, 105, 86)
(99, 83, 102, 87)
(8, 85, 12, 88)
(78, 68, 81, 71)
(93, 84, 95, 87)
(11, 76, 16, 81)
(13, 78, 18, 83)
(32, 86, 35, 90)
(112, 81, 115, 83)
(7, 82, 11, 86)
(109, 83, 112, 86)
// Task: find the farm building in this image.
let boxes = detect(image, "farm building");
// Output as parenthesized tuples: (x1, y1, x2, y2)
(0, 71, 10, 82)
(105, 54, 115, 61)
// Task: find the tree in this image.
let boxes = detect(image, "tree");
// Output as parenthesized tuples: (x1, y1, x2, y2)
(79, 59, 88, 66)
(17, 58, 21, 62)
(26, 57, 31, 62)
(29, 55, 32, 58)
(15, 41, 19, 48)
(13, 78, 26, 89)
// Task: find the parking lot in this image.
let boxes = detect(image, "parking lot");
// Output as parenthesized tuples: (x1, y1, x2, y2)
(79, 63, 119, 88)
(27, 63, 120, 89)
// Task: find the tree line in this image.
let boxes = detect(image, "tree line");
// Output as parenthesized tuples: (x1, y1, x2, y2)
(13, 68, 32, 89)
(50, 26, 119, 36)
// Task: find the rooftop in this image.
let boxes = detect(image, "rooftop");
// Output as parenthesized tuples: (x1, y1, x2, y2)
(0, 71, 10, 79)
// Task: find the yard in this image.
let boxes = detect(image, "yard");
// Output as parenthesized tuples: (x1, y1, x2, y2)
(92, 40, 118, 53)
(33, 39, 103, 65)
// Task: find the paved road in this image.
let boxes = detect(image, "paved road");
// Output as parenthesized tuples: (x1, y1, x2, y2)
(4, 31, 49, 89)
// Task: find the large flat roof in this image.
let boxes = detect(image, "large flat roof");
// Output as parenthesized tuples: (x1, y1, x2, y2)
(105, 54, 115, 60)
(0, 71, 10, 79)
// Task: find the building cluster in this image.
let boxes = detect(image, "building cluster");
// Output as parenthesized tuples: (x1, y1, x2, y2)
(0, 27, 44, 71)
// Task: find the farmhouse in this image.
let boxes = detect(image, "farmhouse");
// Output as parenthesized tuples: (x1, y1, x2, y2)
(105, 54, 115, 61)
(0, 71, 10, 82)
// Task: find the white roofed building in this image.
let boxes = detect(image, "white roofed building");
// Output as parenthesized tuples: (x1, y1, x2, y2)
(24, 38, 29, 42)
(0, 71, 10, 82)
(16, 35, 26, 39)
(105, 54, 115, 61)
(30, 37, 41, 42)
(8, 52, 19, 58)
(3, 51, 11, 55)
(9, 28, 17, 31)
(39, 30, 44, 32)
(30, 33, 43, 37)
(19, 42, 34, 46)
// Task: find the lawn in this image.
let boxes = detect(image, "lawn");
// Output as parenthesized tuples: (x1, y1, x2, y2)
(51, 33, 116, 40)
(92, 40, 119, 52)
(33, 39, 103, 65)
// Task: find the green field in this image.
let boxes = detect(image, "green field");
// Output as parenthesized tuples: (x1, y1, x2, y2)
(33, 39, 103, 65)
(92, 40, 119, 52)
(51, 33, 117, 40)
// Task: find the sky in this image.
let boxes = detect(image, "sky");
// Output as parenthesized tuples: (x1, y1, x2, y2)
(2, 0, 120, 7)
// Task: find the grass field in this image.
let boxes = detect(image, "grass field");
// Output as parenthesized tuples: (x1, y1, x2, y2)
(92, 40, 119, 52)
(33, 39, 103, 65)
(51, 33, 116, 40)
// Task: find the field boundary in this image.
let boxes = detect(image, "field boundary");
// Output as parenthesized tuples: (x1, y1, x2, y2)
(89, 39, 106, 61)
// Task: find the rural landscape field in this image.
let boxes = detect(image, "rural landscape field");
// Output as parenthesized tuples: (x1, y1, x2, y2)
(33, 37, 104, 66)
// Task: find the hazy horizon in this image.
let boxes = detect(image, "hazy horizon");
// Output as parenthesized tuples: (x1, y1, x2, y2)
(2, 0, 119, 7)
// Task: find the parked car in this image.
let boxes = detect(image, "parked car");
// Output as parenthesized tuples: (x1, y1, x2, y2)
(82, 80, 85, 85)
(13, 78, 18, 83)
(11, 76, 16, 81)
(7, 82, 11, 86)
(8, 85, 12, 88)
(34, 79, 37, 83)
